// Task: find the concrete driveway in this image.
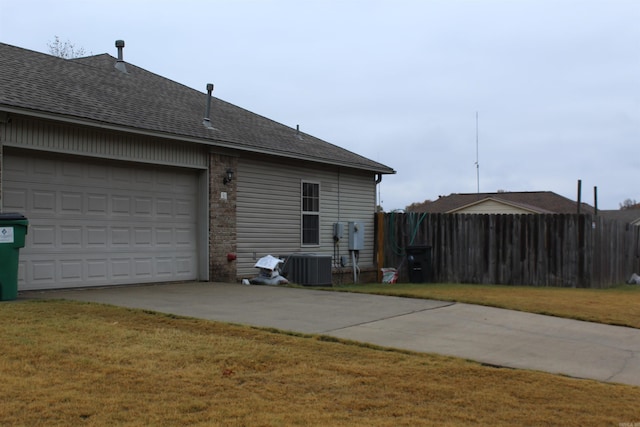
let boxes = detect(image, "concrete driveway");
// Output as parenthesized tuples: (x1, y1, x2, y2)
(21, 282, 640, 387)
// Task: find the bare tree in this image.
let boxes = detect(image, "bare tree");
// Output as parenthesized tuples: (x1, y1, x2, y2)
(619, 199, 640, 210)
(405, 199, 433, 212)
(47, 36, 89, 59)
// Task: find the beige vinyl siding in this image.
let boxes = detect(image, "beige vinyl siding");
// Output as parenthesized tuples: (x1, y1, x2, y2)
(2, 115, 208, 169)
(236, 157, 376, 277)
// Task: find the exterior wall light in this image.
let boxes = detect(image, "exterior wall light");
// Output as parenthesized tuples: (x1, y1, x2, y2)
(223, 168, 234, 185)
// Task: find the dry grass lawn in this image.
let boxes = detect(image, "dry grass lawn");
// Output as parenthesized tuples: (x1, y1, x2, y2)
(329, 283, 640, 329)
(1, 298, 639, 426)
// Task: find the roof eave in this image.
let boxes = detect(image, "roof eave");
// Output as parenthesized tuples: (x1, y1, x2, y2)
(0, 105, 396, 175)
(446, 197, 546, 214)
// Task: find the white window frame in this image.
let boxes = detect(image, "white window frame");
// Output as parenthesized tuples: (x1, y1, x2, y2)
(301, 180, 320, 247)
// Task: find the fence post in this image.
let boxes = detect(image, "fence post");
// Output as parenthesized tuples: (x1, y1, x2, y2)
(376, 212, 385, 282)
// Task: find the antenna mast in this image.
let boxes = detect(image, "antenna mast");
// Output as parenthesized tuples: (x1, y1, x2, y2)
(475, 111, 480, 194)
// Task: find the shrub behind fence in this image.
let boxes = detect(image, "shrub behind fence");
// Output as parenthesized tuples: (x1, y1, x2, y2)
(379, 212, 640, 288)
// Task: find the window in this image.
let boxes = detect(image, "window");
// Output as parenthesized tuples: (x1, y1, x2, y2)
(301, 181, 320, 246)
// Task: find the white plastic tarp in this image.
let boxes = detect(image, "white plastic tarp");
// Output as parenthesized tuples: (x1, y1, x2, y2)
(254, 255, 283, 271)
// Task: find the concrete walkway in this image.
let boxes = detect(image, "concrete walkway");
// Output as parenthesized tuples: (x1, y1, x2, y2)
(21, 282, 640, 387)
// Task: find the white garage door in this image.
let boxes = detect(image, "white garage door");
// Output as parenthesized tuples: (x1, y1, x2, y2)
(3, 153, 200, 290)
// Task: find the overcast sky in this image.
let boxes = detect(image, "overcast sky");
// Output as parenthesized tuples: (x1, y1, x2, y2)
(1, 0, 638, 211)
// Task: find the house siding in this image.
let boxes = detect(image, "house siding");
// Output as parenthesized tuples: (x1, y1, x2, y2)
(1, 115, 381, 286)
(2, 115, 208, 169)
(236, 156, 376, 279)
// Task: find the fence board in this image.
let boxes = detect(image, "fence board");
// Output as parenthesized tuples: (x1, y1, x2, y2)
(380, 213, 640, 288)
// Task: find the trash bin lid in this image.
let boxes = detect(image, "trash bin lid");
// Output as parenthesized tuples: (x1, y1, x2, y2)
(0, 212, 27, 221)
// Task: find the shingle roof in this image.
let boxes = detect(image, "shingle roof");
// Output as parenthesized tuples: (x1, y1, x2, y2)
(599, 209, 640, 225)
(0, 42, 394, 174)
(408, 191, 595, 214)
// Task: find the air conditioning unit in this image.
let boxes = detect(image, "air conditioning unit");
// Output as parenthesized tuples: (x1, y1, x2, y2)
(282, 254, 332, 286)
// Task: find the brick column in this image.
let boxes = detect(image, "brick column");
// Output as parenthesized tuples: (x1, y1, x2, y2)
(209, 153, 238, 282)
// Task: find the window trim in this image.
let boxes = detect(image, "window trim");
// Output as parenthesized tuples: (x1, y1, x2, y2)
(301, 180, 320, 247)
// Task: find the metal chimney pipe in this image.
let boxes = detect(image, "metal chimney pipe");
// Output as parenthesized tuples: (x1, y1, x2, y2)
(203, 83, 214, 128)
(116, 40, 125, 60)
(114, 40, 127, 73)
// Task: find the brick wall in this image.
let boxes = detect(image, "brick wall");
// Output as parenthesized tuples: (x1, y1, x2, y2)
(209, 153, 238, 282)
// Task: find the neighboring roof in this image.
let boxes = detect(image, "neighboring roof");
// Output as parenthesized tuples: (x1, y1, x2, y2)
(0, 42, 395, 174)
(599, 209, 640, 225)
(407, 191, 596, 214)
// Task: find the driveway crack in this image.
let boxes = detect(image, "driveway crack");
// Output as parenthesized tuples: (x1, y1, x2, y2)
(322, 301, 456, 334)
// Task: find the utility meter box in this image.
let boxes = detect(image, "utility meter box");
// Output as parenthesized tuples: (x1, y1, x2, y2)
(348, 221, 364, 250)
(333, 222, 344, 242)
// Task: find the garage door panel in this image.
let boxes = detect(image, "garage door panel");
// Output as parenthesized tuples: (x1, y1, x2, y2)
(33, 190, 56, 212)
(134, 258, 153, 278)
(176, 257, 194, 274)
(60, 226, 82, 247)
(112, 167, 133, 185)
(61, 260, 82, 281)
(156, 228, 173, 245)
(112, 259, 131, 278)
(176, 227, 195, 245)
(32, 261, 56, 283)
(87, 164, 108, 181)
(4, 154, 199, 290)
(32, 157, 55, 178)
(156, 258, 173, 276)
(156, 199, 174, 216)
(3, 188, 27, 210)
(111, 196, 131, 215)
(156, 171, 177, 187)
(134, 228, 153, 246)
(134, 197, 153, 216)
(112, 227, 131, 246)
(87, 194, 108, 215)
(87, 260, 108, 280)
(134, 169, 154, 185)
(61, 192, 83, 213)
(62, 162, 83, 179)
(4, 155, 28, 177)
(87, 227, 108, 247)
(19, 252, 197, 287)
(31, 225, 56, 248)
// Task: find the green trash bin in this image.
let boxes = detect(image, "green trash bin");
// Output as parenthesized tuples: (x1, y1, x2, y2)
(0, 213, 29, 301)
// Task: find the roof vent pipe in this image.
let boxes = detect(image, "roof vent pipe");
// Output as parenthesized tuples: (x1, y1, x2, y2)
(114, 40, 127, 73)
(203, 83, 214, 129)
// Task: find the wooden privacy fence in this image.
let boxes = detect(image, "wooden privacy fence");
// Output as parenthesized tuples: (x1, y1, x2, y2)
(376, 212, 640, 288)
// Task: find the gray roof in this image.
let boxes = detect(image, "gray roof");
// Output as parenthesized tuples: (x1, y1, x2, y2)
(407, 191, 596, 214)
(599, 209, 640, 225)
(0, 42, 394, 174)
